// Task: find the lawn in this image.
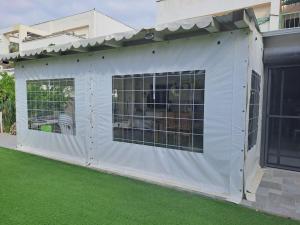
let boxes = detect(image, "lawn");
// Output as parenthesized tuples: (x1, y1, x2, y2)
(0, 148, 299, 225)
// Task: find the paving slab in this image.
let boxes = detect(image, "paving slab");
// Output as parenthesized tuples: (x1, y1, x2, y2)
(243, 168, 300, 221)
(0, 133, 17, 149)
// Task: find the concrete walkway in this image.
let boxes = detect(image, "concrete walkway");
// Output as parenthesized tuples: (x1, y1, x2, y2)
(243, 168, 300, 221)
(0, 133, 17, 149)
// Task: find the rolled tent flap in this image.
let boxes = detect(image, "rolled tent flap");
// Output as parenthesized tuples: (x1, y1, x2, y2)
(264, 30, 300, 65)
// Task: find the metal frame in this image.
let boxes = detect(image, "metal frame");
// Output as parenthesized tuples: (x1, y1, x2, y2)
(261, 64, 300, 172)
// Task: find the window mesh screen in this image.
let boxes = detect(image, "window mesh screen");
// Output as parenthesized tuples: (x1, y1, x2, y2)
(27, 78, 76, 135)
(112, 70, 205, 153)
(248, 71, 261, 151)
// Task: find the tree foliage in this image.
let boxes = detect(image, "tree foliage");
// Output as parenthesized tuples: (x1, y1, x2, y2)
(0, 72, 16, 132)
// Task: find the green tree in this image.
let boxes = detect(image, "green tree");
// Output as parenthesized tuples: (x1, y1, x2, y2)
(0, 72, 16, 132)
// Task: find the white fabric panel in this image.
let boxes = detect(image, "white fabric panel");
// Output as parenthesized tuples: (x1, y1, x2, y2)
(230, 30, 250, 201)
(14, 30, 249, 203)
(244, 25, 264, 201)
(89, 30, 248, 203)
(15, 56, 92, 165)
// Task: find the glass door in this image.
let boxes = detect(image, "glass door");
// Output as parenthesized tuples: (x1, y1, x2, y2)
(266, 67, 300, 171)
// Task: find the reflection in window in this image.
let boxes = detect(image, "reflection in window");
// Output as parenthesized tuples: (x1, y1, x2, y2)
(248, 71, 261, 150)
(112, 70, 205, 153)
(27, 79, 76, 135)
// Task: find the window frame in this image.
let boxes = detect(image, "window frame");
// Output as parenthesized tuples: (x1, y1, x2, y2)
(26, 78, 76, 135)
(248, 70, 261, 151)
(112, 70, 205, 153)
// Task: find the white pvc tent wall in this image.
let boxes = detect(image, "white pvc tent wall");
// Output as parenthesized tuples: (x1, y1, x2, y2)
(14, 28, 262, 203)
(245, 24, 264, 201)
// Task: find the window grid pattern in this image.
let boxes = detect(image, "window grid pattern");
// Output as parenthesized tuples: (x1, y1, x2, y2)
(112, 70, 205, 153)
(27, 78, 76, 135)
(248, 71, 261, 151)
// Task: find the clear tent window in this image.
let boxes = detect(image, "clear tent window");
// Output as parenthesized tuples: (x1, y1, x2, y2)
(248, 71, 261, 151)
(26, 78, 76, 135)
(112, 70, 205, 153)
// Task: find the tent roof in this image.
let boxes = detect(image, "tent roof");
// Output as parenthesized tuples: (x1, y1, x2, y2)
(1, 8, 258, 62)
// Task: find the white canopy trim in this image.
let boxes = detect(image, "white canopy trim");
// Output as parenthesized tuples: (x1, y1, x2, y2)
(0, 8, 257, 62)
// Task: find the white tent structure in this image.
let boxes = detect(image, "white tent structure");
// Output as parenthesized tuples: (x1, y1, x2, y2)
(0, 9, 264, 204)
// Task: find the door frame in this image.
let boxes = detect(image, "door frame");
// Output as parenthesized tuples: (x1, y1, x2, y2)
(261, 64, 300, 172)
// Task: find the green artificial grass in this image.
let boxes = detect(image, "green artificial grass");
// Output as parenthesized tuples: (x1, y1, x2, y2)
(40, 125, 53, 133)
(0, 148, 299, 225)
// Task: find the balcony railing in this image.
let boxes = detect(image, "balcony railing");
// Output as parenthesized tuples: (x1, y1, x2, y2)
(280, 11, 300, 28)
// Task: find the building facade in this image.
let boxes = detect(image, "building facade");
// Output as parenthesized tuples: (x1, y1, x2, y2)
(0, 10, 133, 55)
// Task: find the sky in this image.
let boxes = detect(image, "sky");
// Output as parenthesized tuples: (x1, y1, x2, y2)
(0, 0, 156, 29)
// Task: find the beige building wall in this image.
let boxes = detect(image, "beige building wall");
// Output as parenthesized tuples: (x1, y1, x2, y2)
(0, 34, 10, 54)
(31, 10, 133, 39)
(31, 11, 95, 37)
(156, 0, 281, 31)
(94, 11, 134, 37)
